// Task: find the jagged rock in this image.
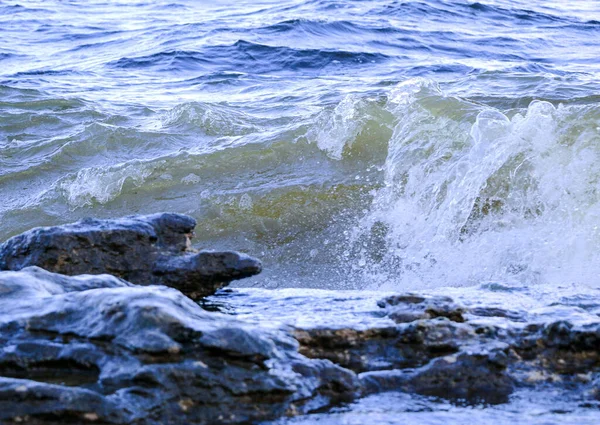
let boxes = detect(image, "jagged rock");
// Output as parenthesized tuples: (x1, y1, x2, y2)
(294, 319, 475, 373)
(514, 320, 600, 374)
(468, 306, 528, 322)
(0, 267, 359, 425)
(591, 376, 600, 401)
(0, 213, 261, 300)
(294, 327, 406, 373)
(294, 315, 513, 403)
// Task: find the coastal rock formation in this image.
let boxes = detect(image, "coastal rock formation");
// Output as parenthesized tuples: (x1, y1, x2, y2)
(0, 267, 359, 424)
(377, 294, 466, 323)
(0, 213, 261, 300)
(275, 291, 600, 405)
(360, 349, 514, 404)
(0, 267, 599, 423)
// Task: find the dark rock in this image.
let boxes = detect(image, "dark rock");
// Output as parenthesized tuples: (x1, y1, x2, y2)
(0, 378, 125, 424)
(255, 291, 600, 407)
(0, 213, 262, 300)
(294, 327, 405, 373)
(360, 349, 514, 404)
(468, 307, 528, 322)
(591, 376, 600, 401)
(514, 320, 600, 375)
(294, 318, 475, 373)
(0, 267, 359, 424)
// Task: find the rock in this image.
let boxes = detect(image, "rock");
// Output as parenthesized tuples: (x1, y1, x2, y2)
(0, 213, 262, 300)
(222, 288, 600, 408)
(377, 293, 466, 323)
(0, 378, 124, 424)
(468, 306, 528, 322)
(591, 376, 600, 401)
(295, 315, 513, 404)
(294, 319, 475, 373)
(360, 349, 514, 404)
(294, 327, 405, 373)
(0, 267, 359, 425)
(514, 320, 600, 375)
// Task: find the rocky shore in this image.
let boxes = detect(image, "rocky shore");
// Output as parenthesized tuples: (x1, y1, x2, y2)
(0, 213, 598, 424)
(0, 213, 261, 300)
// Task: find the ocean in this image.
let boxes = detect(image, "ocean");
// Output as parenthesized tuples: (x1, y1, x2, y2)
(2, 1, 600, 423)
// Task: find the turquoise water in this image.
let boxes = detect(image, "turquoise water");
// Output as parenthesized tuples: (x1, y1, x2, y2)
(2, 0, 600, 289)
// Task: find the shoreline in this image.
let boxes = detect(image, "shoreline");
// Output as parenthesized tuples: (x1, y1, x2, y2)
(0, 213, 598, 424)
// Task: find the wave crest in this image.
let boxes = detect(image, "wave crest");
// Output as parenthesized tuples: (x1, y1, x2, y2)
(353, 79, 600, 289)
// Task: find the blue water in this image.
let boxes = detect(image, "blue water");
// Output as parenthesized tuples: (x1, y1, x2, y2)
(2, 0, 600, 289)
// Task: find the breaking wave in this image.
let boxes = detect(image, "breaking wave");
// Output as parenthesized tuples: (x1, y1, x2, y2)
(2, 0, 600, 290)
(353, 79, 600, 289)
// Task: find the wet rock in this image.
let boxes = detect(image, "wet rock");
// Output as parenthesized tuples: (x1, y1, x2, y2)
(294, 318, 475, 373)
(0, 378, 124, 424)
(591, 375, 600, 401)
(468, 306, 528, 322)
(0, 267, 359, 425)
(360, 349, 514, 404)
(378, 294, 466, 323)
(404, 348, 514, 404)
(0, 213, 262, 300)
(514, 320, 600, 375)
(248, 290, 600, 407)
(294, 327, 405, 373)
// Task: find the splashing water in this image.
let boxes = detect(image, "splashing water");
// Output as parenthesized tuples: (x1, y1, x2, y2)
(2, 0, 600, 290)
(354, 79, 600, 289)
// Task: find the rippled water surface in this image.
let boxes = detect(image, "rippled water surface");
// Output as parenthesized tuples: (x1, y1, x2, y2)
(2, 0, 600, 289)
(265, 390, 600, 425)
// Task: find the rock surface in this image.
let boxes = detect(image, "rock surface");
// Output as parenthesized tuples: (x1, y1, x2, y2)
(227, 288, 600, 407)
(0, 267, 359, 424)
(0, 269, 599, 423)
(0, 213, 261, 300)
